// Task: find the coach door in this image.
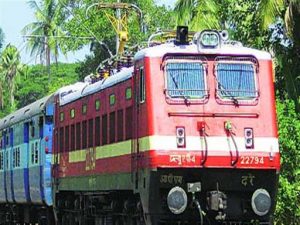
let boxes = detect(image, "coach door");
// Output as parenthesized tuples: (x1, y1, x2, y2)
(132, 66, 145, 189)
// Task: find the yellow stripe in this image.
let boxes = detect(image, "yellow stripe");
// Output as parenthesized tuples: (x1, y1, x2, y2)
(67, 136, 153, 163)
(69, 150, 86, 163)
(95, 140, 131, 159)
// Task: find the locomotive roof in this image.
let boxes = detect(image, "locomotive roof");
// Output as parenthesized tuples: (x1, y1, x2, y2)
(134, 42, 272, 61)
(0, 95, 54, 130)
(59, 66, 133, 106)
(57, 82, 87, 106)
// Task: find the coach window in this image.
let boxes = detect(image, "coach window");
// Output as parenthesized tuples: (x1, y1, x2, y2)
(17, 148, 20, 167)
(9, 128, 13, 148)
(31, 143, 34, 164)
(39, 117, 44, 138)
(95, 99, 101, 111)
(125, 87, 132, 100)
(6, 151, 9, 170)
(0, 151, 3, 170)
(109, 112, 116, 143)
(139, 68, 145, 103)
(76, 122, 81, 150)
(71, 124, 75, 151)
(82, 120, 87, 149)
(13, 148, 16, 168)
(6, 134, 9, 146)
(14, 147, 20, 168)
(30, 122, 35, 138)
(60, 112, 64, 122)
(34, 142, 38, 164)
(95, 116, 101, 146)
(70, 109, 75, 119)
(82, 104, 87, 115)
(88, 119, 94, 148)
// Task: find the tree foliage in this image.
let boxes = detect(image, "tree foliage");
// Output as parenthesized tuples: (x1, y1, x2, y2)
(59, 0, 174, 79)
(22, 0, 66, 71)
(0, 44, 24, 111)
(276, 98, 300, 225)
(15, 63, 79, 109)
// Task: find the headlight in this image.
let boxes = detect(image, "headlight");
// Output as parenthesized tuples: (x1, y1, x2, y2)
(167, 186, 187, 214)
(199, 31, 220, 48)
(251, 189, 271, 216)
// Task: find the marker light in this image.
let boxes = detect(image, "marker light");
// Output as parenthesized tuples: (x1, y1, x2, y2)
(244, 128, 254, 148)
(176, 127, 186, 148)
(199, 31, 220, 48)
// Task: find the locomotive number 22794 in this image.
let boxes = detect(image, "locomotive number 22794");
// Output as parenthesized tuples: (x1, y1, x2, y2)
(240, 156, 264, 165)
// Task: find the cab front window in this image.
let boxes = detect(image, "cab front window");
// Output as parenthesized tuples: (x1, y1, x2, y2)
(165, 60, 207, 101)
(215, 59, 258, 103)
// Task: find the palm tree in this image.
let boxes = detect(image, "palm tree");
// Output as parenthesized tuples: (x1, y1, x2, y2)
(284, 0, 300, 47)
(257, 0, 300, 108)
(174, 0, 221, 30)
(175, 0, 300, 108)
(22, 0, 65, 75)
(0, 44, 24, 111)
(175, 0, 299, 43)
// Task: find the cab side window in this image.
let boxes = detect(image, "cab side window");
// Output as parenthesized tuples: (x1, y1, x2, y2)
(139, 67, 145, 103)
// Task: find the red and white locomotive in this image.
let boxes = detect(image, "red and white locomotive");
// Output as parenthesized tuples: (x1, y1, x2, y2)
(0, 26, 279, 225)
(53, 27, 279, 225)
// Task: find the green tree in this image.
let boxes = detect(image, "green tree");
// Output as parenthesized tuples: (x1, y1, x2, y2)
(257, 0, 300, 109)
(22, 0, 66, 74)
(0, 44, 24, 111)
(174, 0, 300, 108)
(16, 63, 79, 108)
(276, 98, 300, 225)
(61, 0, 174, 79)
(174, 0, 222, 30)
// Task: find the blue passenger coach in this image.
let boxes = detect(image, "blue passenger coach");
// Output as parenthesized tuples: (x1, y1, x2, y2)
(0, 95, 54, 220)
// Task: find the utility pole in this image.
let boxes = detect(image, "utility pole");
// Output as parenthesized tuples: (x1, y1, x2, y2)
(116, 0, 121, 54)
(44, 36, 51, 81)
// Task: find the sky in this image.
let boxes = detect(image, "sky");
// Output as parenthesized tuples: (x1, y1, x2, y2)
(0, 0, 175, 64)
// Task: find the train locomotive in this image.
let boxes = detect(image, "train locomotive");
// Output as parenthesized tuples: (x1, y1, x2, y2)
(0, 27, 280, 225)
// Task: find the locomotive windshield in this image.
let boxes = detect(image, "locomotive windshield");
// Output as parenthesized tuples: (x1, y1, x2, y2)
(165, 61, 206, 99)
(215, 61, 257, 100)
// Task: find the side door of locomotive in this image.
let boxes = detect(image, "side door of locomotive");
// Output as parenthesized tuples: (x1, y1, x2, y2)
(132, 63, 146, 189)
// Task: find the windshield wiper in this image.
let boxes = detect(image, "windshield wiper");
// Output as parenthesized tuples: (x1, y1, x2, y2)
(170, 74, 190, 104)
(216, 80, 239, 106)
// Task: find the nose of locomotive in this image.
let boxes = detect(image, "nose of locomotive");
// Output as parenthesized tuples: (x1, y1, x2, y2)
(251, 189, 271, 216)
